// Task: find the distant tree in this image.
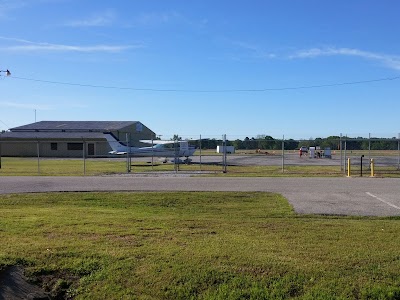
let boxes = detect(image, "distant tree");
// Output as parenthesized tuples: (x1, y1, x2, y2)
(200, 138, 219, 149)
(172, 134, 182, 141)
(231, 139, 243, 149)
(370, 139, 398, 150)
(197, 134, 398, 151)
(253, 134, 277, 150)
(346, 138, 362, 150)
(322, 136, 341, 150)
(240, 137, 258, 150)
(264, 135, 277, 150)
(285, 139, 298, 150)
(242, 137, 250, 150)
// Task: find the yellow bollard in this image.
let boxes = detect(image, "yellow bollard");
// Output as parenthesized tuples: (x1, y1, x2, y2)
(347, 158, 351, 177)
(370, 158, 375, 177)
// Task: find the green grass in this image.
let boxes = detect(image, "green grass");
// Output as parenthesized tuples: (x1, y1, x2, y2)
(196, 165, 344, 177)
(0, 157, 129, 176)
(1, 157, 400, 177)
(1, 192, 400, 299)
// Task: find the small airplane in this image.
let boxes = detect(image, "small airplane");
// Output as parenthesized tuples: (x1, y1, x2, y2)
(104, 132, 196, 163)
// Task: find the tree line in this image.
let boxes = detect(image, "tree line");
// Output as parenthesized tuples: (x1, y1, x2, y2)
(187, 135, 400, 151)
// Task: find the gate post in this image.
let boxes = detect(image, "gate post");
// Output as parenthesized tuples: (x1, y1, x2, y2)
(370, 158, 375, 177)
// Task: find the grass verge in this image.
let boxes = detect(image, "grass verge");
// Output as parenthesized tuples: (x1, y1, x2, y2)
(1, 192, 400, 299)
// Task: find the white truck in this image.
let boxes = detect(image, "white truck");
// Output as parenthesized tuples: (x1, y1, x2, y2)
(216, 146, 235, 154)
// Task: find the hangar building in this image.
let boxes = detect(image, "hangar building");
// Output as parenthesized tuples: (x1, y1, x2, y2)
(0, 121, 156, 157)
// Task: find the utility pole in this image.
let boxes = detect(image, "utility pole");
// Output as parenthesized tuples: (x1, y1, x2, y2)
(0, 69, 10, 169)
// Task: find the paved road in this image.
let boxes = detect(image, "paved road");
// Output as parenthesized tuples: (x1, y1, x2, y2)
(127, 153, 399, 166)
(1, 176, 400, 216)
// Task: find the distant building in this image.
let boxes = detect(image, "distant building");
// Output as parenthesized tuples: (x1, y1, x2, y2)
(0, 121, 156, 157)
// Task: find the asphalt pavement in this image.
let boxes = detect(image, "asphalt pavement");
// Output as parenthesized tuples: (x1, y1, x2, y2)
(1, 176, 400, 216)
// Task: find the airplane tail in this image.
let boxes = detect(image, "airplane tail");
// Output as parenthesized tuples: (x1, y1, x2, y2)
(179, 141, 196, 157)
(103, 132, 127, 154)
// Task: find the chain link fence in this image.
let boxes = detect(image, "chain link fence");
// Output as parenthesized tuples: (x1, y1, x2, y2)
(1, 135, 400, 176)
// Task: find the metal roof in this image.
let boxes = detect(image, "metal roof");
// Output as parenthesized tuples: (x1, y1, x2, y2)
(10, 121, 139, 132)
(0, 131, 106, 140)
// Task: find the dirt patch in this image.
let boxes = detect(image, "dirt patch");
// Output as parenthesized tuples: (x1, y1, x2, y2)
(0, 265, 49, 299)
(0, 266, 78, 299)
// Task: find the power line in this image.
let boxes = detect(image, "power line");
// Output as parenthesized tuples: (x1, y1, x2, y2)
(0, 120, 10, 130)
(9, 75, 400, 93)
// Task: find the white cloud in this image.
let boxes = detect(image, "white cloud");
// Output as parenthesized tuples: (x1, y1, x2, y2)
(7, 44, 135, 53)
(0, 101, 53, 110)
(0, 0, 26, 19)
(64, 11, 116, 27)
(233, 41, 276, 59)
(123, 10, 207, 31)
(132, 11, 181, 26)
(0, 0, 26, 12)
(291, 47, 400, 71)
(0, 36, 143, 53)
(0, 101, 88, 111)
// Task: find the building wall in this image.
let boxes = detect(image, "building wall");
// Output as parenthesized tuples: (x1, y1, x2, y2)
(0, 122, 156, 157)
(1, 140, 118, 157)
(112, 123, 156, 147)
(0, 141, 36, 157)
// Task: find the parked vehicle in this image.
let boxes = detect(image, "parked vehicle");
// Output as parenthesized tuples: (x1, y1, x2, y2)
(300, 146, 308, 153)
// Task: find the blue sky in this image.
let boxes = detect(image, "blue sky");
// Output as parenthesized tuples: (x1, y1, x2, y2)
(0, 0, 399, 140)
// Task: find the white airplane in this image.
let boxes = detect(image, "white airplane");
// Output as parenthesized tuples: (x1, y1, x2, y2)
(104, 132, 196, 162)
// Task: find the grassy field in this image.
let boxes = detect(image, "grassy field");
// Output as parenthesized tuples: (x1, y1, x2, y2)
(1, 156, 400, 177)
(0, 158, 342, 177)
(1, 192, 400, 299)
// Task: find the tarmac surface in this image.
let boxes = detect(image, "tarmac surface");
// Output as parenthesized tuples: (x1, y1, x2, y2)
(131, 152, 400, 167)
(1, 176, 400, 216)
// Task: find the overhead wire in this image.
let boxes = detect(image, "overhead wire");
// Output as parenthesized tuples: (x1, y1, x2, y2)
(8, 75, 400, 93)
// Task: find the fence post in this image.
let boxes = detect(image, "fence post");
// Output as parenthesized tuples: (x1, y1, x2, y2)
(222, 134, 227, 173)
(344, 136, 347, 175)
(151, 139, 154, 171)
(282, 135, 285, 173)
(174, 138, 179, 173)
(199, 134, 202, 171)
(368, 133, 371, 170)
(398, 133, 400, 170)
(340, 133, 343, 172)
(82, 138, 86, 176)
(360, 155, 364, 177)
(126, 133, 131, 173)
(347, 158, 351, 177)
(37, 140, 40, 175)
(370, 159, 375, 177)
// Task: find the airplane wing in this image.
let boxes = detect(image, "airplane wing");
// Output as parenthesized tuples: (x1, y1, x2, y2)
(109, 150, 128, 155)
(139, 140, 176, 145)
(140, 138, 208, 145)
